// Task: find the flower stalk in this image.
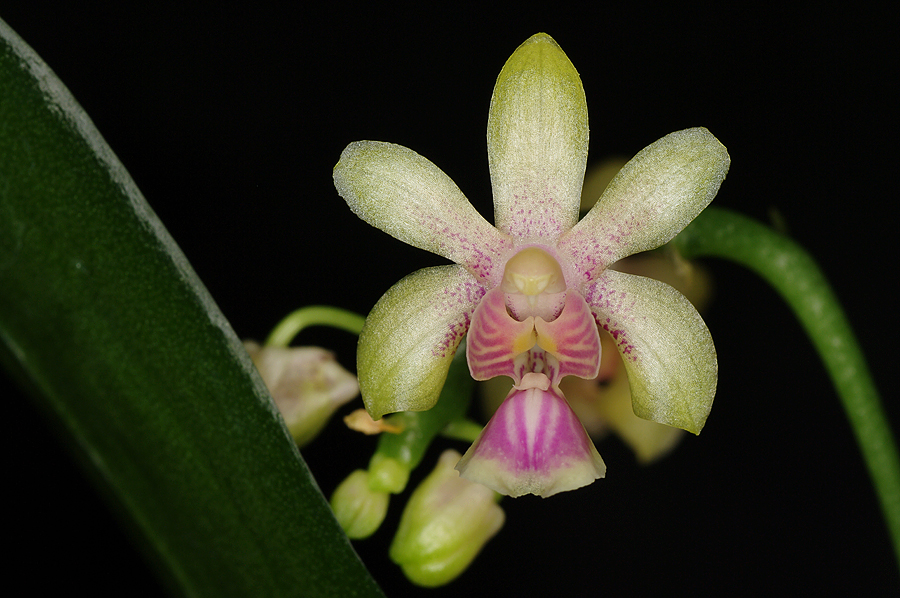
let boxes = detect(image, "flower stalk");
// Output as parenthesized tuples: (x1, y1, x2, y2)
(672, 206, 900, 570)
(369, 347, 476, 491)
(332, 348, 476, 539)
(265, 305, 366, 347)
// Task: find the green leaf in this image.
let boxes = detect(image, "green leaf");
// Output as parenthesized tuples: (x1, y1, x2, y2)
(0, 19, 383, 598)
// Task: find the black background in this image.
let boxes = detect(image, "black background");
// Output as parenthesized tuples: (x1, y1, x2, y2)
(2, 4, 897, 596)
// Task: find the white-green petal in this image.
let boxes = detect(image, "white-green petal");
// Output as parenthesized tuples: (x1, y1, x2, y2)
(559, 127, 730, 282)
(357, 265, 484, 419)
(487, 33, 588, 242)
(582, 269, 716, 434)
(335, 141, 512, 285)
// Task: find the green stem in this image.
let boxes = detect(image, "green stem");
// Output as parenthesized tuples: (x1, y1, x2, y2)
(441, 418, 484, 443)
(265, 306, 366, 347)
(672, 206, 899, 569)
(374, 347, 476, 483)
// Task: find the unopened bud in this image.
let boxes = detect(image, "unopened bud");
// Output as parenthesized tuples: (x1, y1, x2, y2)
(390, 449, 504, 587)
(368, 452, 409, 494)
(244, 341, 358, 447)
(330, 469, 389, 539)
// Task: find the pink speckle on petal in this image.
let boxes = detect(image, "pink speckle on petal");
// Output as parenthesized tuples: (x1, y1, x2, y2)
(582, 278, 641, 364)
(429, 277, 485, 358)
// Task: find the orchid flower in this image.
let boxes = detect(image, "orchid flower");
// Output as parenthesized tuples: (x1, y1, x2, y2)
(334, 33, 730, 497)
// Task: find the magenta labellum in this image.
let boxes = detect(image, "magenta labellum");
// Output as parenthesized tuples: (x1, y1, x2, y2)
(457, 374, 605, 497)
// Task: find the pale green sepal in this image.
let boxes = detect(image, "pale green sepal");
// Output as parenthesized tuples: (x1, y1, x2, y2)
(334, 141, 512, 284)
(560, 127, 730, 281)
(358, 265, 484, 419)
(582, 269, 716, 434)
(487, 32, 588, 241)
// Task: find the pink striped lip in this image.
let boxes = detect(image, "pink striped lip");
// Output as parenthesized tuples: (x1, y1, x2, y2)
(455, 383, 606, 498)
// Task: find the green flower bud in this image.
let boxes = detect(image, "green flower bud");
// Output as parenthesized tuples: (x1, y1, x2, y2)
(367, 452, 409, 494)
(390, 449, 504, 587)
(330, 469, 389, 539)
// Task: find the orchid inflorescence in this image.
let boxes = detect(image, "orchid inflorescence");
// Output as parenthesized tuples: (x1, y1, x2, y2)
(333, 33, 730, 498)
